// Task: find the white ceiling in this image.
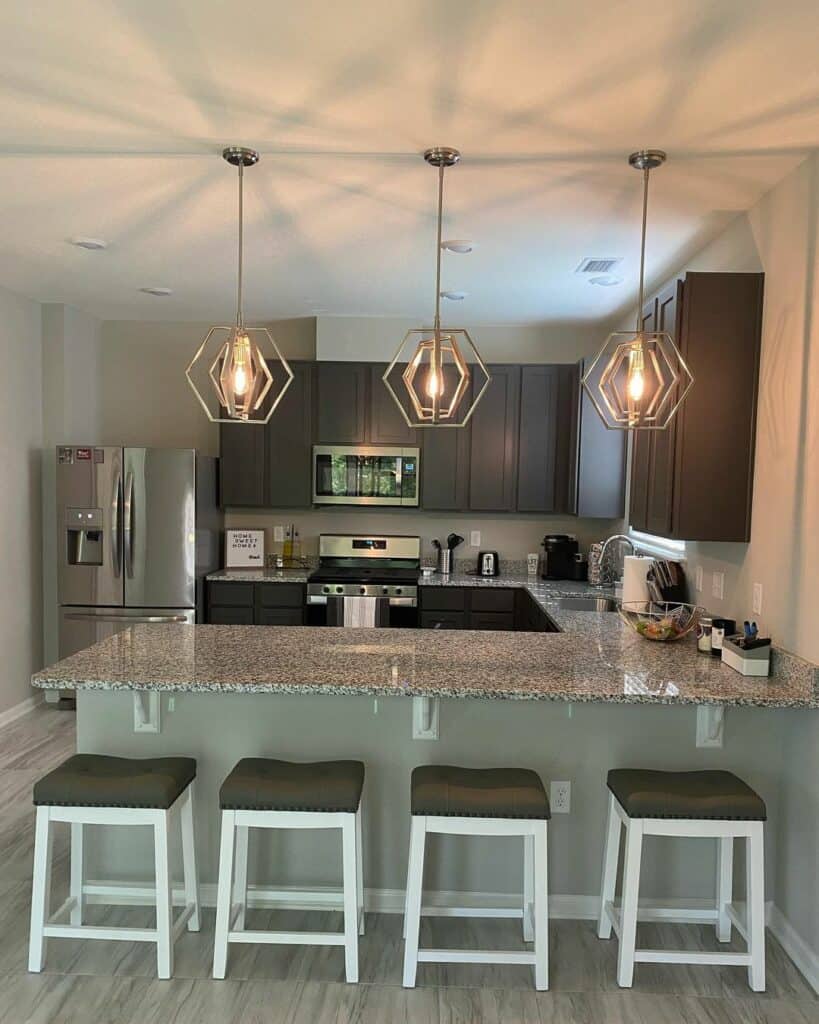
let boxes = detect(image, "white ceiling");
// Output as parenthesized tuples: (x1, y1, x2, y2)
(0, 0, 816, 324)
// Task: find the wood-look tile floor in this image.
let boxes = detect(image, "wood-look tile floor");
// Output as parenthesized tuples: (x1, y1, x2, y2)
(1, 704, 817, 1022)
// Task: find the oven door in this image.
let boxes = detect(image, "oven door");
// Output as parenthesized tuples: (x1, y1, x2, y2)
(312, 446, 419, 506)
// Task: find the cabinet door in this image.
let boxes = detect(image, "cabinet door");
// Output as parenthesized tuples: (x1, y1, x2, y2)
(644, 283, 681, 536)
(369, 363, 419, 445)
(219, 422, 266, 507)
(315, 362, 368, 443)
(265, 362, 314, 508)
(208, 605, 255, 625)
(419, 611, 466, 629)
(571, 359, 626, 518)
(256, 607, 304, 626)
(469, 365, 521, 512)
(468, 611, 515, 631)
(628, 299, 658, 531)
(420, 369, 472, 511)
(517, 365, 562, 512)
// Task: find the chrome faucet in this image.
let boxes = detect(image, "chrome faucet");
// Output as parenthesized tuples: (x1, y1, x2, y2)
(598, 534, 636, 586)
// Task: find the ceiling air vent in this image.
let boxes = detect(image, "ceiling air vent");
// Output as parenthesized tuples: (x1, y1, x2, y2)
(575, 257, 623, 275)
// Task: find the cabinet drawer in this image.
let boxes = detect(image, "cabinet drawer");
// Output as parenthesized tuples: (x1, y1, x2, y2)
(256, 583, 305, 608)
(209, 582, 255, 607)
(469, 588, 516, 613)
(256, 607, 304, 626)
(469, 611, 515, 631)
(208, 605, 255, 625)
(420, 611, 467, 630)
(420, 587, 466, 612)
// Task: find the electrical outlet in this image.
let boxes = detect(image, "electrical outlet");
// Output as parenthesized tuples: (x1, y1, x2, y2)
(712, 571, 725, 601)
(273, 526, 285, 542)
(470, 530, 481, 547)
(168, 696, 176, 713)
(695, 566, 703, 593)
(752, 582, 763, 616)
(550, 781, 571, 814)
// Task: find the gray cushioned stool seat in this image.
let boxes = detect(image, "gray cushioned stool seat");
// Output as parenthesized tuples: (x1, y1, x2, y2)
(33, 754, 196, 809)
(220, 758, 365, 813)
(411, 765, 550, 819)
(607, 769, 766, 821)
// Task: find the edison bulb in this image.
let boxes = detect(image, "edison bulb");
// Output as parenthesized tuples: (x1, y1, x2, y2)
(425, 368, 443, 399)
(233, 364, 249, 396)
(627, 343, 646, 404)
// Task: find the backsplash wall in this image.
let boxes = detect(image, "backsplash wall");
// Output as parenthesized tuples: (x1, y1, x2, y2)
(223, 508, 625, 566)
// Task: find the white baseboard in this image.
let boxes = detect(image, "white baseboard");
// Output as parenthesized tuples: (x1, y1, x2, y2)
(768, 904, 819, 994)
(0, 694, 41, 730)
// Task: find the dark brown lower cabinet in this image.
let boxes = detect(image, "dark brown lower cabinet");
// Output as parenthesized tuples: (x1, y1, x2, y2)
(419, 587, 556, 632)
(207, 582, 306, 625)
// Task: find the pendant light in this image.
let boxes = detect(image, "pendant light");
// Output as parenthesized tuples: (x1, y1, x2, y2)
(582, 151, 693, 430)
(186, 147, 293, 424)
(383, 147, 490, 427)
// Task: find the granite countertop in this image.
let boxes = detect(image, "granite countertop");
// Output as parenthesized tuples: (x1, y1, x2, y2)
(32, 605, 819, 708)
(208, 567, 312, 583)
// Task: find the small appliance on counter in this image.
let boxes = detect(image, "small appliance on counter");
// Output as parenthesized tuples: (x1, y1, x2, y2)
(538, 534, 579, 580)
(478, 551, 500, 577)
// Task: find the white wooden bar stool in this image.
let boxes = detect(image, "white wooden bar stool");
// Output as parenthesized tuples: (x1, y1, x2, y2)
(212, 757, 365, 983)
(402, 764, 550, 991)
(597, 768, 767, 991)
(28, 754, 200, 980)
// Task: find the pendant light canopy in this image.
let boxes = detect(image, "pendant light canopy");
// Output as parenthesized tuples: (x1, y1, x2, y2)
(383, 147, 490, 428)
(582, 151, 693, 431)
(186, 147, 293, 424)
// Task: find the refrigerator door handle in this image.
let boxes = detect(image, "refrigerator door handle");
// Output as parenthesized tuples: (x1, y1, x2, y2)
(124, 470, 135, 578)
(62, 613, 190, 624)
(111, 469, 122, 579)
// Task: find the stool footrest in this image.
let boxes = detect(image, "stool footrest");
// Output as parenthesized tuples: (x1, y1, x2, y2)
(635, 950, 752, 967)
(44, 924, 159, 943)
(418, 949, 536, 966)
(227, 929, 346, 946)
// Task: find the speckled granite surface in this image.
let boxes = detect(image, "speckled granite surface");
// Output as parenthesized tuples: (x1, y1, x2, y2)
(32, 599, 819, 708)
(208, 568, 311, 583)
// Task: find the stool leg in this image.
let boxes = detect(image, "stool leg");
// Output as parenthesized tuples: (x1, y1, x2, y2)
(70, 822, 84, 926)
(402, 815, 426, 988)
(533, 822, 549, 991)
(154, 811, 174, 979)
(616, 819, 643, 988)
(355, 804, 365, 936)
(180, 783, 200, 932)
(716, 837, 733, 942)
(232, 826, 249, 931)
(28, 807, 53, 973)
(746, 824, 766, 992)
(213, 810, 236, 980)
(598, 793, 621, 939)
(341, 814, 359, 983)
(522, 834, 534, 942)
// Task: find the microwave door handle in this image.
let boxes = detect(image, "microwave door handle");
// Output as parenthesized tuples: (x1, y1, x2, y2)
(111, 470, 122, 579)
(123, 471, 135, 578)
(63, 613, 189, 624)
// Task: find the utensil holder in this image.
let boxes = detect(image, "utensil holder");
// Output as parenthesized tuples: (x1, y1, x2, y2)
(437, 550, 452, 575)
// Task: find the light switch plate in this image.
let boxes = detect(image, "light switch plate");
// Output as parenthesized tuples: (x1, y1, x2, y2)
(695, 566, 703, 593)
(752, 582, 763, 615)
(470, 531, 481, 547)
(712, 571, 725, 601)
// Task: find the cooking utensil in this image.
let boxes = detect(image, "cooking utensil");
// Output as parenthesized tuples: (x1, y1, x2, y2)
(447, 533, 464, 550)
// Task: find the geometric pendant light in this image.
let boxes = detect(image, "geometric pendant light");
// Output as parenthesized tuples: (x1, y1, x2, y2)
(186, 147, 293, 424)
(383, 147, 490, 427)
(582, 150, 694, 430)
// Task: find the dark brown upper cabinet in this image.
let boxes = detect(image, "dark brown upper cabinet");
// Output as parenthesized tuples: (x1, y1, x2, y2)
(629, 272, 764, 542)
(469, 364, 521, 512)
(315, 361, 369, 443)
(420, 367, 472, 511)
(369, 363, 421, 446)
(219, 418, 266, 507)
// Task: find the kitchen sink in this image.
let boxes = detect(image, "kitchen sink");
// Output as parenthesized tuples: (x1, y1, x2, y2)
(557, 596, 619, 613)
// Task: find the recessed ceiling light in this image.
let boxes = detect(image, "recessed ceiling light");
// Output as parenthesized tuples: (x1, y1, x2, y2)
(139, 286, 173, 296)
(440, 290, 468, 301)
(588, 275, 623, 287)
(70, 237, 107, 251)
(441, 239, 474, 254)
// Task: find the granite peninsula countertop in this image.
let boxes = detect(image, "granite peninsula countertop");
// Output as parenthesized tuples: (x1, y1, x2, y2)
(32, 602, 819, 709)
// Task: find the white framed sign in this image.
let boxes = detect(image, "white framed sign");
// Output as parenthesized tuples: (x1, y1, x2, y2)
(225, 529, 265, 569)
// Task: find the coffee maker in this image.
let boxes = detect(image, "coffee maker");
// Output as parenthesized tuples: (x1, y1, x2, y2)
(538, 534, 580, 580)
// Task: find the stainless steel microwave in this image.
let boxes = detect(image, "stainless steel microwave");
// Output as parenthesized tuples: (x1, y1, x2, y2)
(312, 445, 420, 506)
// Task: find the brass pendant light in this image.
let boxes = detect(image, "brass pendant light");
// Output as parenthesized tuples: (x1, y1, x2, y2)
(186, 147, 293, 424)
(383, 147, 490, 427)
(582, 151, 694, 430)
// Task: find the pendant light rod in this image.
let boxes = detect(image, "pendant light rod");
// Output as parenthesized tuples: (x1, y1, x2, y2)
(222, 147, 260, 329)
(628, 149, 666, 333)
(424, 147, 460, 331)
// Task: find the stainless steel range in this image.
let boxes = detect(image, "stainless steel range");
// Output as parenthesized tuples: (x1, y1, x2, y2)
(306, 534, 420, 627)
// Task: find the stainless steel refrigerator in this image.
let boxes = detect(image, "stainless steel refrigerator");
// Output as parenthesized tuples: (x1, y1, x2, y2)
(56, 446, 221, 659)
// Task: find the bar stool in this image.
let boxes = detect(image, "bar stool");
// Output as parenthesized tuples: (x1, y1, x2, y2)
(28, 754, 200, 980)
(597, 768, 767, 991)
(212, 757, 365, 983)
(402, 764, 550, 991)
